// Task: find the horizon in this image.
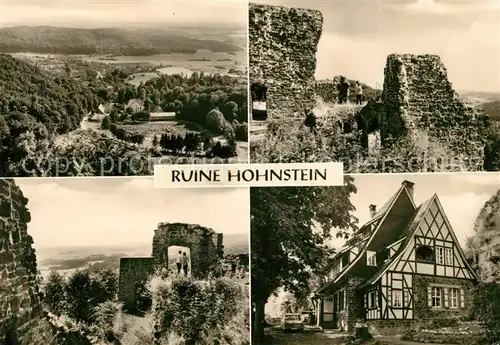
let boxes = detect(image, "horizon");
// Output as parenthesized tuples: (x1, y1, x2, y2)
(253, 0, 500, 93)
(35, 232, 249, 251)
(14, 178, 250, 248)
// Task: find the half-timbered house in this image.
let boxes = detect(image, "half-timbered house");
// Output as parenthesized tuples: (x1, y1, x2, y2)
(313, 180, 478, 334)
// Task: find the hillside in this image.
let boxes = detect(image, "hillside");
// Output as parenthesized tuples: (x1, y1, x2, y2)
(0, 26, 243, 55)
(0, 53, 96, 133)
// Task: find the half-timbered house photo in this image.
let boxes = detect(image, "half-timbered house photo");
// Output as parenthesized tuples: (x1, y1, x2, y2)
(314, 179, 479, 334)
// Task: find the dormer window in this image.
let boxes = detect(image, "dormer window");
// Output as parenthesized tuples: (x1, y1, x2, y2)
(367, 251, 377, 266)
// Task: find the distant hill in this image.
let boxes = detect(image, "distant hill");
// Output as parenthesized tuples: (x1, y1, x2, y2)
(459, 91, 500, 103)
(36, 232, 248, 272)
(0, 26, 243, 55)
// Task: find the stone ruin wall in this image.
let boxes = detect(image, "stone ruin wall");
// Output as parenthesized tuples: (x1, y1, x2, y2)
(118, 223, 224, 313)
(380, 54, 488, 169)
(152, 223, 223, 278)
(0, 179, 57, 344)
(249, 3, 323, 119)
(117, 257, 154, 312)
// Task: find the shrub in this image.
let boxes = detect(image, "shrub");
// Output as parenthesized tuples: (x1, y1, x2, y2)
(472, 283, 500, 343)
(150, 275, 249, 345)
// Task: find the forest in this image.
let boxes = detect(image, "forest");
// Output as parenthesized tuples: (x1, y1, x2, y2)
(0, 53, 248, 176)
(0, 26, 242, 55)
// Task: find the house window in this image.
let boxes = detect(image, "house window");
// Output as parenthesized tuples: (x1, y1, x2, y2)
(392, 290, 402, 308)
(445, 248, 453, 265)
(431, 287, 442, 307)
(449, 288, 459, 308)
(367, 251, 377, 266)
(416, 245, 434, 263)
(368, 291, 376, 309)
(436, 247, 444, 264)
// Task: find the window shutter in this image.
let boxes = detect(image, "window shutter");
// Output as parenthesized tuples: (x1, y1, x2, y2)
(444, 288, 449, 308)
(460, 289, 465, 308)
(364, 294, 367, 309)
(375, 291, 379, 308)
(427, 286, 432, 307)
(388, 288, 392, 307)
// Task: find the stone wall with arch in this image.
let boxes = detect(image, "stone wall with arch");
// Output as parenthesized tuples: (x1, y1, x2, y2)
(152, 223, 223, 278)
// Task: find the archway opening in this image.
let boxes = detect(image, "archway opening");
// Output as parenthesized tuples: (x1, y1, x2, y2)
(168, 246, 192, 277)
(251, 82, 268, 121)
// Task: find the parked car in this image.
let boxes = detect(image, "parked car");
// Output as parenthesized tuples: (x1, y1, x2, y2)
(281, 313, 304, 332)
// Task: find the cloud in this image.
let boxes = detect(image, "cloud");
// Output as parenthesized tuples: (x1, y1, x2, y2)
(382, 0, 500, 15)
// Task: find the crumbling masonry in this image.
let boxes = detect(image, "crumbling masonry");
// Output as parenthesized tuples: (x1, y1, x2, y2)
(0, 180, 57, 344)
(118, 223, 223, 312)
(376, 54, 489, 169)
(249, 2, 323, 120)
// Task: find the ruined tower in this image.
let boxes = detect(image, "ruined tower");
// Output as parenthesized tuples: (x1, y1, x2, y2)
(378, 54, 489, 170)
(249, 3, 323, 120)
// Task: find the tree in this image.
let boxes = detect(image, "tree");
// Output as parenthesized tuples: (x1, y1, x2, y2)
(206, 107, 227, 134)
(250, 177, 358, 344)
(152, 135, 159, 147)
(101, 116, 111, 130)
(66, 270, 95, 323)
(44, 271, 67, 316)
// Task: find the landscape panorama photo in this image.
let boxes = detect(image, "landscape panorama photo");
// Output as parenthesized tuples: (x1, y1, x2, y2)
(0, 0, 249, 177)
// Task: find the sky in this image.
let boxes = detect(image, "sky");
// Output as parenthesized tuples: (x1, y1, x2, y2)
(0, 0, 247, 28)
(252, 0, 500, 93)
(15, 177, 249, 249)
(326, 172, 500, 249)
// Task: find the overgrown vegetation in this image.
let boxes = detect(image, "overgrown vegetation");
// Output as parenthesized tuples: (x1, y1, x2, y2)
(0, 52, 248, 176)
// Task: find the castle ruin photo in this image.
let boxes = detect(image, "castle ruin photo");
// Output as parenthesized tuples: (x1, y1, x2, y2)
(118, 222, 224, 313)
(249, 2, 497, 172)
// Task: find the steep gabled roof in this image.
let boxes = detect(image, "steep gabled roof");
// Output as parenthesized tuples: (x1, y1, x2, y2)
(360, 194, 480, 288)
(360, 196, 433, 288)
(316, 183, 415, 294)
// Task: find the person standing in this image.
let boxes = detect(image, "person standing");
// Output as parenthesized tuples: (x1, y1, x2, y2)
(182, 252, 190, 276)
(176, 250, 183, 274)
(338, 76, 350, 104)
(355, 81, 364, 104)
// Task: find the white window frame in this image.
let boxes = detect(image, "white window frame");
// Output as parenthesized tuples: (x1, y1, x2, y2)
(449, 288, 459, 309)
(436, 246, 444, 265)
(392, 289, 403, 308)
(368, 291, 376, 309)
(432, 287, 442, 308)
(367, 251, 377, 266)
(445, 248, 453, 265)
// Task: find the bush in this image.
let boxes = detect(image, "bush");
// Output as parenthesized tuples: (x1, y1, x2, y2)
(151, 275, 249, 345)
(472, 283, 500, 343)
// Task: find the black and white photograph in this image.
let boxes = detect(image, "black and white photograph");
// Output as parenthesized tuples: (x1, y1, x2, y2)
(249, 0, 500, 173)
(0, 0, 249, 177)
(251, 173, 500, 345)
(0, 178, 250, 345)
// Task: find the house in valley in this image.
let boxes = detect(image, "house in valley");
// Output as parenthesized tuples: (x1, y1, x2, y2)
(313, 180, 478, 334)
(126, 99, 145, 113)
